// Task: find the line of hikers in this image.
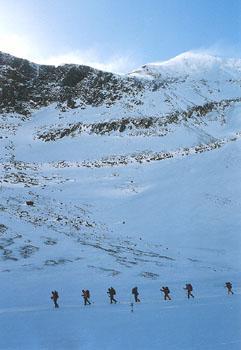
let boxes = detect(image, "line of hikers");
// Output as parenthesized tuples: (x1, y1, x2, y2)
(51, 282, 234, 308)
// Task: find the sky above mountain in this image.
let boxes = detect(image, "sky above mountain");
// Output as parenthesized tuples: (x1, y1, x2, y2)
(0, 0, 240, 73)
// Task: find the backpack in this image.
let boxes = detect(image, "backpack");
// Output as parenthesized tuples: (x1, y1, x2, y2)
(53, 291, 58, 300)
(187, 284, 193, 291)
(165, 287, 170, 294)
(112, 288, 116, 295)
(86, 290, 90, 298)
(132, 287, 137, 294)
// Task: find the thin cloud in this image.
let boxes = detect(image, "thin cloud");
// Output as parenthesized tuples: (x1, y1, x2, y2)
(0, 33, 33, 59)
(37, 49, 139, 74)
(0, 34, 139, 74)
(190, 42, 241, 59)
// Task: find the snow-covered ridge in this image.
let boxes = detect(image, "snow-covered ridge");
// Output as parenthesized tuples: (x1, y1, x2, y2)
(2, 50, 241, 116)
(130, 51, 241, 79)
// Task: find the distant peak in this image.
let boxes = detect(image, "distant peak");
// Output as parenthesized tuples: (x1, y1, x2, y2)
(130, 51, 241, 79)
(151, 51, 222, 66)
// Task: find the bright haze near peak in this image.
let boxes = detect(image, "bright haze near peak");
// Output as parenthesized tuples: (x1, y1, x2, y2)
(131, 51, 241, 78)
(0, 0, 241, 73)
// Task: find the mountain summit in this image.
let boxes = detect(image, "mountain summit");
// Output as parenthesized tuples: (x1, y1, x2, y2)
(1, 50, 241, 116)
(131, 51, 241, 79)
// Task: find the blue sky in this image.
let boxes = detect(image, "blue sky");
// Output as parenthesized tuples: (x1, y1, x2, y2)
(0, 0, 240, 72)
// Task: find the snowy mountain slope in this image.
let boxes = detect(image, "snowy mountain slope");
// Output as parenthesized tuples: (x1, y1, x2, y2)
(0, 51, 241, 349)
(131, 51, 241, 79)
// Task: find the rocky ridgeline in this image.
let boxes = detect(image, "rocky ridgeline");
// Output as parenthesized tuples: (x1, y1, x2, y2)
(1, 51, 241, 123)
(0, 51, 145, 115)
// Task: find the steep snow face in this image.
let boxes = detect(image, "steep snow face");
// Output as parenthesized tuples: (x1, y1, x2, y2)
(130, 51, 241, 80)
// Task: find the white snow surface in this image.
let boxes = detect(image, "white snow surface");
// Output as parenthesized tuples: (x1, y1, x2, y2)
(0, 52, 241, 349)
(130, 51, 241, 80)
